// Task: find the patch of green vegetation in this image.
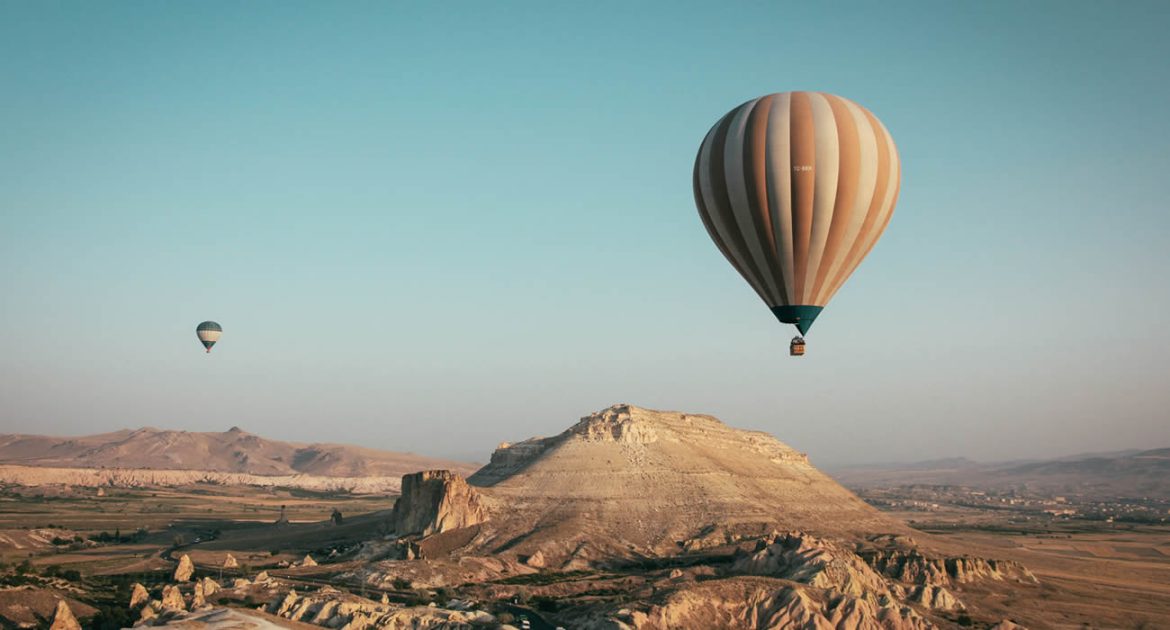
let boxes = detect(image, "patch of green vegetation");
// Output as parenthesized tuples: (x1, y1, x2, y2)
(533, 595, 560, 612)
(280, 486, 355, 499)
(88, 527, 150, 544)
(492, 570, 594, 585)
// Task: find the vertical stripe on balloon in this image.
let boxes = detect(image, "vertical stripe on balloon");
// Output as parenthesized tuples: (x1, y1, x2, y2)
(788, 92, 817, 304)
(765, 93, 795, 305)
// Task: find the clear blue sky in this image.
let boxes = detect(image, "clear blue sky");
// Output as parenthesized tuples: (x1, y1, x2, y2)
(2, 1, 1168, 466)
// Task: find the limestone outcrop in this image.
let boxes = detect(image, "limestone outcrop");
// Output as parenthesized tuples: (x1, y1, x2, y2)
(906, 584, 964, 611)
(173, 554, 194, 582)
(159, 585, 185, 612)
(391, 470, 487, 536)
(458, 404, 907, 564)
(609, 579, 932, 630)
(731, 532, 892, 598)
(129, 583, 150, 609)
(862, 548, 1038, 587)
(49, 600, 81, 630)
(264, 587, 495, 629)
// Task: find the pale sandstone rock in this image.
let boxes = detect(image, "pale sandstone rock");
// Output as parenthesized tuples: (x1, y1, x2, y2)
(865, 548, 1038, 587)
(391, 470, 487, 536)
(524, 550, 545, 568)
(49, 600, 81, 630)
(129, 582, 150, 609)
(137, 602, 159, 625)
(907, 584, 964, 611)
(190, 581, 206, 609)
(731, 531, 891, 598)
(173, 554, 195, 582)
(159, 585, 185, 611)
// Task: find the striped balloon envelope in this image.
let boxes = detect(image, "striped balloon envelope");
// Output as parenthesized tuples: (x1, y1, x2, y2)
(196, 321, 222, 353)
(693, 91, 901, 338)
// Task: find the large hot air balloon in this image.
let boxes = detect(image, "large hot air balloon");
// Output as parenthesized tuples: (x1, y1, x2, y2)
(693, 91, 900, 355)
(196, 321, 222, 353)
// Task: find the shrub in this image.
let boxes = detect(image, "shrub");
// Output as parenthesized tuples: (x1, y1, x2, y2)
(534, 595, 559, 612)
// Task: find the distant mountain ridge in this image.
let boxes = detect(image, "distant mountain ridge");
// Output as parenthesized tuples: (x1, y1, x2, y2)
(0, 426, 477, 479)
(829, 448, 1170, 498)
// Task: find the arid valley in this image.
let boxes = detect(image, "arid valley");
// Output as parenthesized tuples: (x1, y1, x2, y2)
(6, 2, 1170, 629)
(1, 405, 1167, 629)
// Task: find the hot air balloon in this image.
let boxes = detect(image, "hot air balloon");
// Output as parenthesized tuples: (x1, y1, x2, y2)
(196, 321, 222, 353)
(693, 91, 900, 355)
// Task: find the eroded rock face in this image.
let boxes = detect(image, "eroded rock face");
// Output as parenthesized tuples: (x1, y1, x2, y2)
(190, 582, 207, 609)
(137, 602, 159, 625)
(49, 600, 81, 630)
(173, 554, 194, 582)
(460, 404, 896, 563)
(391, 470, 486, 537)
(731, 532, 893, 599)
(906, 585, 964, 611)
(129, 583, 150, 609)
(159, 585, 185, 612)
(863, 548, 1038, 587)
(263, 588, 494, 629)
(525, 550, 546, 568)
(469, 439, 556, 486)
(614, 579, 931, 630)
(570, 405, 661, 444)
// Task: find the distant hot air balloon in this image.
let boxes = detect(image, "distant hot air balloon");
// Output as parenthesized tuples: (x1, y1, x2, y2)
(196, 321, 222, 353)
(693, 91, 900, 355)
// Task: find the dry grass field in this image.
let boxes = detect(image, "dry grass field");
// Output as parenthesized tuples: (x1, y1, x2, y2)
(0, 483, 392, 572)
(869, 506, 1170, 629)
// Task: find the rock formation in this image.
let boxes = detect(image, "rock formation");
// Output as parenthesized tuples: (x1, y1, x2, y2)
(731, 532, 894, 599)
(391, 470, 487, 536)
(450, 404, 909, 565)
(137, 603, 158, 625)
(159, 585, 185, 612)
(222, 553, 238, 568)
(173, 554, 194, 582)
(129, 583, 150, 609)
(609, 579, 932, 630)
(262, 587, 495, 629)
(190, 582, 206, 609)
(906, 584, 964, 611)
(301, 554, 318, 567)
(49, 600, 81, 630)
(862, 547, 1038, 587)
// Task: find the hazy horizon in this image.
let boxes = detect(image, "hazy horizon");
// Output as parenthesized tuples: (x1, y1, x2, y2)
(3, 2, 1169, 470)
(0, 412, 1161, 471)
